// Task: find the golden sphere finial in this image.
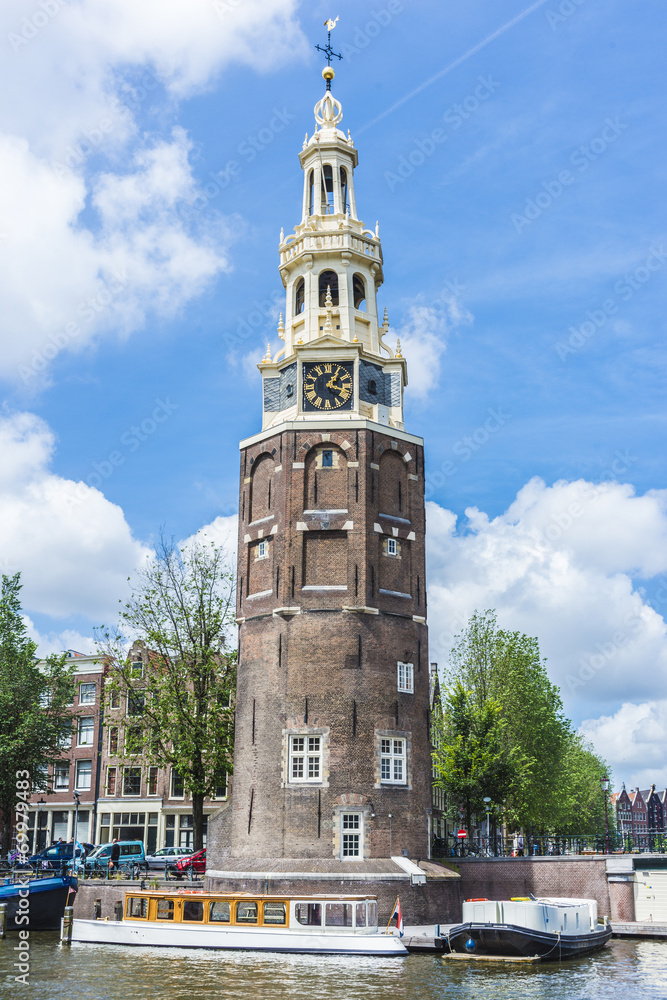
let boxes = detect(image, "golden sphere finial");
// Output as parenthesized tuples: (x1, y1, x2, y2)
(322, 66, 335, 82)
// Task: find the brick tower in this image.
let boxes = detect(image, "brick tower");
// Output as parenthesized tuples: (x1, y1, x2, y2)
(229, 74, 432, 862)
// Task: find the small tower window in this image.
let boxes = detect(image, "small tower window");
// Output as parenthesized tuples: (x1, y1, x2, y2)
(295, 277, 305, 315)
(319, 270, 339, 307)
(353, 273, 366, 311)
(321, 164, 334, 214)
(368, 379, 377, 395)
(322, 450, 333, 468)
(308, 169, 314, 217)
(340, 167, 349, 214)
(286, 384, 294, 398)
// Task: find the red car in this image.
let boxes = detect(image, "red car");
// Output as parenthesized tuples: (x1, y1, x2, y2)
(169, 848, 206, 879)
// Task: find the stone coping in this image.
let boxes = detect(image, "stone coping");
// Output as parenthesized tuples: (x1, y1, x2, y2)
(206, 858, 460, 882)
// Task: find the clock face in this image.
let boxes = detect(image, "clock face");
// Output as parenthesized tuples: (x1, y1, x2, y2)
(302, 361, 354, 411)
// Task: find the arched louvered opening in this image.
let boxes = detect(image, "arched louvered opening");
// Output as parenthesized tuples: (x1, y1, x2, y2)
(321, 164, 334, 214)
(353, 273, 366, 311)
(319, 270, 339, 307)
(340, 167, 349, 214)
(294, 278, 305, 315)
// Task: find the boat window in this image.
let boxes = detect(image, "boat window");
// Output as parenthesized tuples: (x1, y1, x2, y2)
(355, 903, 366, 928)
(209, 901, 231, 923)
(295, 902, 322, 926)
(325, 903, 352, 927)
(263, 902, 287, 925)
(367, 901, 378, 928)
(127, 897, 148, 919)
(156, 899, 174, 921)
(236, 901, 258, 924)
(183, 900, 204, 922)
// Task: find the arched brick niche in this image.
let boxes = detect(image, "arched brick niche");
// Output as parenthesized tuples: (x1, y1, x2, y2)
(249, 453, 275, 523)
(303, 444, 348, 511)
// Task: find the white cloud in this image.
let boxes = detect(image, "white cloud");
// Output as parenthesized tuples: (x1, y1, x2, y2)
(0, 411, 151, 620)
(0, 0, 307, 384)
(425, 476, 667, 784)
(180, 513, 238, 565)
(581, 702, 667, 791)
(395, 292, 473, 399)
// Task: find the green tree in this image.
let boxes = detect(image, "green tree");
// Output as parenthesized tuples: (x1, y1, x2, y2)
(98, 538, 236, 851)
(446, 610, 611, 835)
(0, 573, 75, 854)
(554, 735, 610, 837)
(432, 681, 531, 835)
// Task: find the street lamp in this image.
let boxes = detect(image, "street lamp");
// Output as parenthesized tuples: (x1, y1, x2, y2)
(601, 776, 610, 854)
(73, 791, 80, 868)
(483, 797, 492, 852)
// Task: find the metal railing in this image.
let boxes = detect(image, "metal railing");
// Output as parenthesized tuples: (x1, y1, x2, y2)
(432, 830, 667, 859)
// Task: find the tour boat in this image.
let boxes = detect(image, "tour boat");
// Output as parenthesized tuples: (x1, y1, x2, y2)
(442, 897, 612, 960)
(66, 889, 408, 956)
(1, 873, 77, 931)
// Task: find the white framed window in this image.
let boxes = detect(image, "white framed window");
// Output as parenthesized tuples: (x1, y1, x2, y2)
(387, 537, 397, 556)
(256, 539, 268, 560)
(79, 682, 96, 705)
(381, 738, 406, 784)
(107, 766, 117, 795)
(122, 767, 141, 796)
(341, 813, 361, 858)
(289, 735, 322, 782)
(75, 759, 92, 791)
(397, 661, 414, 694)
(77, 716, 95, 746)
(53, 763, 69, 790)
(171, 770, 185, 798)
(147, 766, 159, 796)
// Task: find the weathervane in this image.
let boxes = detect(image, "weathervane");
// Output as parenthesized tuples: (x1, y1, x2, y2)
(315, 16, 342, 90)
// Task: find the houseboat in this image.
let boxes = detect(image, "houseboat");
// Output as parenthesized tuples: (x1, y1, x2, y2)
(442, 896, 612, 960)
(65, 888, 408, 956)
(1, 873, 77, 931)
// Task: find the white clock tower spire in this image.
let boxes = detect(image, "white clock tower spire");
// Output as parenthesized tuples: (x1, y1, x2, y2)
(258, 41, 407, 431)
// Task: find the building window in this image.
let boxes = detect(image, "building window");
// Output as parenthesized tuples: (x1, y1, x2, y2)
(319, 269, 339, 306)
(321, 450, 333, 468)
(340, 166, 349, 213)
(107, 767, 117, 795)
(58, 724, 72, 750)
(108, 727, 119, 755)
(289, 735, 322, 782)
(147, 766, 158, 796)
(54, 763, 69, 790)
(79, 682, 96, 705)
(295, 277, 305, 315)
(368, 378, 377, 395)
(122, 767, 141, 797)
(75, 760, 92, 791)
(387, 537, 397, 557)
(341, 813, 361, 858)
(77, 716, 94, 746)
(127, 691, 145, 716)
(381, 738, 406, 784)
(171, 770, 185, 798)
(308, 169, 314, 216)
(212, 772, 228, 799)
(130, 657, 144, 678)
(321, 164, 334, 214)
(109, 688, 120, 709)
(125, 727, 143, 756)
(256, 540, 268, 560)
(397, 662, 414, 694)
(353, 273, 366, 311)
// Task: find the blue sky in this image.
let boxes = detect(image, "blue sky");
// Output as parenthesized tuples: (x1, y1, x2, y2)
(1, 0, 666, 788)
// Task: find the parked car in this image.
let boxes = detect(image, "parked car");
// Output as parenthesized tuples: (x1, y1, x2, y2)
(143, 847, 192, 870)
(82, 840, 145, 874)
(168, 847, 206, 879)
(29, 842, 95, 869)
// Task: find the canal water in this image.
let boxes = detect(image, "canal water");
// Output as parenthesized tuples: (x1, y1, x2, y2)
(1, 934, 666, 999)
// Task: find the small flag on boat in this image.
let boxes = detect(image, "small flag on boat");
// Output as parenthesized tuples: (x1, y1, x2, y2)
(388, 896, 404, 937)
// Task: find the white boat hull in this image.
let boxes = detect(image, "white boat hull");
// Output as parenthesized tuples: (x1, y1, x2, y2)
(68, 917, 408, 956)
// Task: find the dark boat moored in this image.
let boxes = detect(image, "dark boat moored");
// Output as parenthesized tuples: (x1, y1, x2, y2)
(0, 874, 77, 931)
(442, 897, 612, 961)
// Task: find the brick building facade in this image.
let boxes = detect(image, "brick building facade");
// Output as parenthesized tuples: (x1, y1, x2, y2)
(222, 80, 433, 865)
